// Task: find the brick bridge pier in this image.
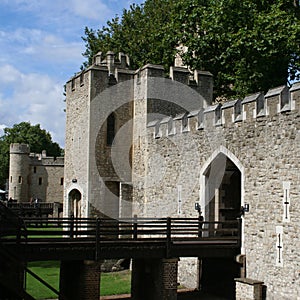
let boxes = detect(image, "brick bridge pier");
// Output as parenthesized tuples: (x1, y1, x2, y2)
(58, 258, 179, 300)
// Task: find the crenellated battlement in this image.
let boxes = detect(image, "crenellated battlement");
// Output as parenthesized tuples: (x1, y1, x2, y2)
(93, 51, 130, 71)
(29, 151, 64, 166)
(147, 82, 300, 138)
(67, 52, 214, 104)
(136, 64, 213, 105)
(10, 143, 30, 154)
(66, 51, 133, 92)
(10, 144, 64, 166)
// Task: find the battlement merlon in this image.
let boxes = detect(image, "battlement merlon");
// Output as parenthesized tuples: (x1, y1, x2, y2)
(169, 67, 213, 104)
(67, 51, 213, 105)
(10, 143, 30, 154)
(65, 51, 134, 93)
(147, 82, 300, 138)
(29, 151, 64, 166)
(93, 51, 130, 74)
(93, 51, 130, 69)
(30, 156, 64, 166)
(139, 65, 213, 105)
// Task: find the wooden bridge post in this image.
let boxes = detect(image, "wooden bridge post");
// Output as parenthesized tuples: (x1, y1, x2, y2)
(53, 202, 61, 218)
(133, 214, 138, 240)
(166, 217, 171, 258)
(69, 215, 74, 238)
(95, 218, 100, 261)
(0, 254, 25, 299)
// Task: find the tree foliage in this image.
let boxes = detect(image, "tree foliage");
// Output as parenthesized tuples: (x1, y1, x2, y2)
(174, 0, 300, 97)
(0, 122, 62, 189)
(82, 0, 300, 99)
(82, 0, 178, 70)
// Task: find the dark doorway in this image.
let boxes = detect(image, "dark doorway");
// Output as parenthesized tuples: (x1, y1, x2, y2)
(200, 258, 240, 299)
(203, 153, 241, 224)
(69, 189, 82, 218)
(200, 152, 242, 299)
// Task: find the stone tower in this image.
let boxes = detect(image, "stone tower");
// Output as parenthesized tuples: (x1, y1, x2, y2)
(9, 143, 30, 202)
(64, 51, 213, 220)
(8, 143, 64, 203)
(64, 51, 135, 219)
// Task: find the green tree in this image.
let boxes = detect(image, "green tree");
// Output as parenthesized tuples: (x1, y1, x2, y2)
(82, 0, 300, 98)
(82, 0, 179, 70)
(0, 122, 62, 189)
(174, 0, 300, 97)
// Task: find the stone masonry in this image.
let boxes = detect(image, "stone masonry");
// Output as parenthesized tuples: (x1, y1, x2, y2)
(9, 143, 64, 203)
(65, 51, 300, 299)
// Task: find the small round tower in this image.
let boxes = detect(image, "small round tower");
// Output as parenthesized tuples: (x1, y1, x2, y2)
(9, 143, 30, 202)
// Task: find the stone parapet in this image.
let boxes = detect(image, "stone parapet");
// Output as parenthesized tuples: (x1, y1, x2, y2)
(235, 278, 264, 300)
(10, 143, 30, 154)
(147, 82, 300, 138)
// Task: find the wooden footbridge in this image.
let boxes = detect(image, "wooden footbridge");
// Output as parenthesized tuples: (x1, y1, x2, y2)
(5, 201, 63, 217)
(0, 202, 242, 300)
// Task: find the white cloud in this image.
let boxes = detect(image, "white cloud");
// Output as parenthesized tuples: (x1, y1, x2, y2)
(0, 0, 146, 147)
(0, 64, 23, 84)
(0, 28, 83, 65)
(27, 33, 84, 63)
(0, 64, 66, 146)
(70, 0, 112, 20)
(0, 124, 7, 137)
(2, 0, 113, 23)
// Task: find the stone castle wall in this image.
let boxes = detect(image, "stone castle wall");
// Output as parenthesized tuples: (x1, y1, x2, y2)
(135, 82, 300, 298)
(64, 68, 91, 217)
(65, 50, 300, 299)
(9, 143, 64, 203)
(64, 52, 135, 219)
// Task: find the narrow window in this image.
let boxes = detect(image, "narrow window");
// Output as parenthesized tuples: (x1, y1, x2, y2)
(39, 177, 42, 185)
(18, 176, 22, 184)
(33, 166, 37, 173)
(106, 113, 115, 146)
(80, 73, 84, 86)
(71, 78, 75, 91)
(10, 176, 12, 183)
(60, 178, 64, 185)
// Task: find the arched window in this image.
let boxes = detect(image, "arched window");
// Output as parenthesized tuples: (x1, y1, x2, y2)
(107, 113, 115, 146)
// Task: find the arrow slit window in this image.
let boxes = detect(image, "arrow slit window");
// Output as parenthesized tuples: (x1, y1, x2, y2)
(107, 113, 116, 146)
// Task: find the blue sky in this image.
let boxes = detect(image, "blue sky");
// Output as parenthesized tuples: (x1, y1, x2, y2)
(0, 0, 144, 147)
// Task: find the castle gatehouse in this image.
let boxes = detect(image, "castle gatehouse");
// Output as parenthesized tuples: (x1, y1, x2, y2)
(65, 51, 300, 299)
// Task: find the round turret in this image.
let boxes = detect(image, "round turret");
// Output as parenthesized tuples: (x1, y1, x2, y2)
(9, 143, 30, 202)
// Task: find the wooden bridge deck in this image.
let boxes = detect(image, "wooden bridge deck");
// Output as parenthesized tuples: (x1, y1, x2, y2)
(1, 216, 241, 261)
(4, 201, 63, 216)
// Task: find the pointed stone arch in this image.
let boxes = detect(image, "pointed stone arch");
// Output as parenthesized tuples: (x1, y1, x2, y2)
(200, 145, 245, 253)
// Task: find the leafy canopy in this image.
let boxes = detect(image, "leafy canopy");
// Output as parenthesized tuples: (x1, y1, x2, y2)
(82, 0, 300, 98)
(82, 0, 178, 70)
(0, 122, 62, 189)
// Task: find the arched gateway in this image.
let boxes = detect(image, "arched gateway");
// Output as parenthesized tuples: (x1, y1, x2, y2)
(68, 189, 82, 218)
(199, 147, 244, 298)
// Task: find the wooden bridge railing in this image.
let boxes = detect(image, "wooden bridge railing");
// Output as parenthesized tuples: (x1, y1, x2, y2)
(1, 216, 241, 245)
(4, 202, 63, 217)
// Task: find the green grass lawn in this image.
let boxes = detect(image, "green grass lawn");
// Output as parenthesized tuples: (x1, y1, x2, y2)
(26, 226, 63, 238)
(26, 261, 131, 299)
(26, 261, 60, 300)
(101, 270, 131, 296)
